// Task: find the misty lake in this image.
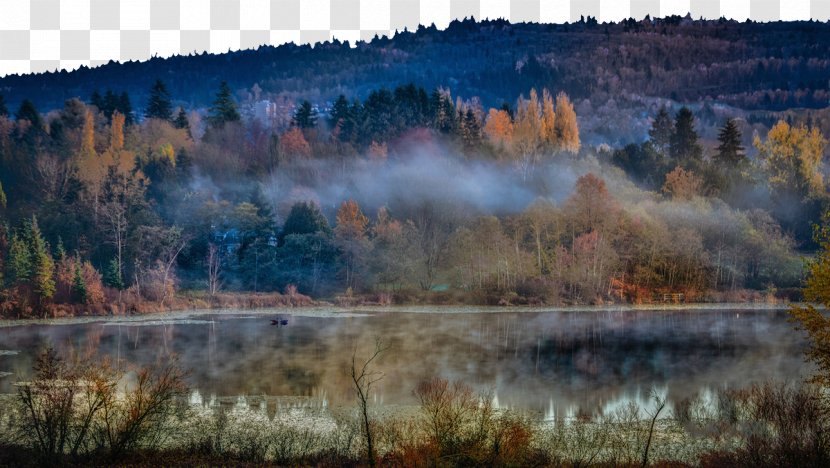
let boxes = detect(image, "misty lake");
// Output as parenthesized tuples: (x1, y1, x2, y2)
(0, 307, 810, 419)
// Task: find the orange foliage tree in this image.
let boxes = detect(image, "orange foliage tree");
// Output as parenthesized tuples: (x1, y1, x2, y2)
(335, 199, 370, 290)
(483, 108, 514, 150)
(662, 166, 703, 200)
(280, 126, 311, 159)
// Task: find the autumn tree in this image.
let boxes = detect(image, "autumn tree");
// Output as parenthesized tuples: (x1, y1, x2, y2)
(662, 166, 703, 200)
(564, 173, 619, 235)
(447, 216, 531, 292)
(790, 211, 830, 386)
(483, 108, 513, 151)
(540, 89, 557, 149)
(755, 120, 827, 201)
(110, 111, 125, 151)
(334, 199, 370, 290)
(553, 91, 580, 153)
(369, 207, 413, 291)
(519, 199, 563, 276)
(80, 108, 96, 159)
(145, 79, 173, 121)
(279, 127, 311, 159)
(512, 89, 542, 178)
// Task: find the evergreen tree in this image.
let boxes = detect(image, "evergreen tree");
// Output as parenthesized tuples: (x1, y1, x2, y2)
(119, 91, 134, 125)
(7, 232, 31, 285)
(145, 79, 173, 121)
(292, 100, 318, 129)
(175, 148, 193, 179)
(207, 81, 241, 128)
(55, 237, 66, 262)
(104, 257, 124, 290)
(103, 89, 119, 120)
(363, 89, 395, 142)
(330, 95, 352, 140)
(715, 118, 745, 166)
(173, 107, 191, 136)
(461, 109, 481, 148)
(670, 107, 703, 165)
(280, 201, 331, 244)
(430, 89, 456, 134)
(90, 90, 103, 111)
(28, 216, 55, 304)
(648, 107, 674, 155)
(15, 99, 44, 130)
(72, 258, 88, 304)
(0, 94, 8, 117)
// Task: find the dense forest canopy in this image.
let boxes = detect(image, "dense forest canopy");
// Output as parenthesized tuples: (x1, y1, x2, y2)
(2, 16, 830, 146)
(0, 17, 828, 316)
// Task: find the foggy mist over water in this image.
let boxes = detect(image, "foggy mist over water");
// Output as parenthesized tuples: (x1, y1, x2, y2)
(0, 309, 809, 418)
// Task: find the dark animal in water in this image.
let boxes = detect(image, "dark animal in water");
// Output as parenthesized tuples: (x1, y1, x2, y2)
(270, 318, 289, 326)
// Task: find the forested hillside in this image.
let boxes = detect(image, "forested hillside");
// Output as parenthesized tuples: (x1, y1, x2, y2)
(1, 16, 830, 145)
(0, 17, 828, 317)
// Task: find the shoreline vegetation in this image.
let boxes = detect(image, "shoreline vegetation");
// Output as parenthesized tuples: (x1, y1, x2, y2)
(0, 302, 799, 328)
(0, 347, 828, 467)
(0, 288, 799, 323)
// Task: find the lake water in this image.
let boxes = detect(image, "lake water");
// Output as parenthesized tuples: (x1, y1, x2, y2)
(0, 307, 810, 418)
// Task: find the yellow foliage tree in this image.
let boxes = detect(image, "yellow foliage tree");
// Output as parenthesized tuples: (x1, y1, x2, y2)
(80, 109, 96, 159)
(754, 120, 827, 200)
(554, 92, 580, 154)
(110, 111, 124, 151)
(512, 89, 542, 177)
(159, 143, 176, 167)
(541, 89, 557, 148)
(336, 199, 369, 239)
(790, 211, 830, 386)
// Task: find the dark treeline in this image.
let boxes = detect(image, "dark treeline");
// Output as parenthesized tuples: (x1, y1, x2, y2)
(2, 16, 830, 139)
(0, 69, 826, 317)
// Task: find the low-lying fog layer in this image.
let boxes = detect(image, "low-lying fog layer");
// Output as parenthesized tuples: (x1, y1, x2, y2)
(0, 309, 808, 419)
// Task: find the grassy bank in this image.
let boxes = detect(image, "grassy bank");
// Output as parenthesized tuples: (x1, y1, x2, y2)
(0, 348, 828, 467)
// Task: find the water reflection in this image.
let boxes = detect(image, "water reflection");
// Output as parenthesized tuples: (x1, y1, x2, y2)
(0, 309, 809, 418)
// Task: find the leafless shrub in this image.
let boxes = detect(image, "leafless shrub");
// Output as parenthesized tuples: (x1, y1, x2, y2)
(13, 348, 187, 464)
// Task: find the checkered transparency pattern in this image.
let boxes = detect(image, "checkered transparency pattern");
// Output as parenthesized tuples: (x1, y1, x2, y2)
(1, 0, 828, 77)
